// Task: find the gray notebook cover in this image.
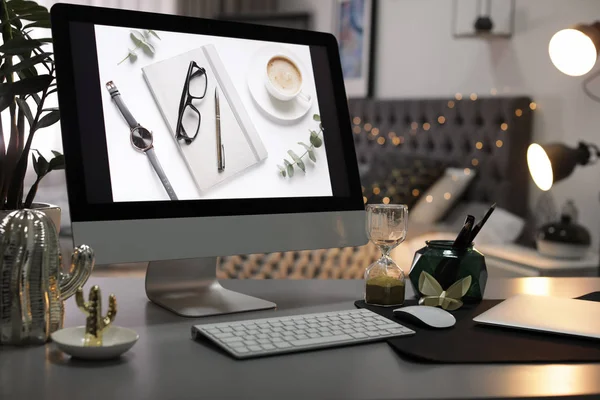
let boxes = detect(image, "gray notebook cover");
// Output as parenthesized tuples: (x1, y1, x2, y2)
(142, 45, 268, 193)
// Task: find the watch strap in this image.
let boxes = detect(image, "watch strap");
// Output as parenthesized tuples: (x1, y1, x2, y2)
(106, 81, 139, 129)
(146, 148, 178, 200)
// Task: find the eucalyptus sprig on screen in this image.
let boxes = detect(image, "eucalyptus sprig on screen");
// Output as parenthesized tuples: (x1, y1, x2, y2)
(277, 114, 323, 178)
(118, 29, 160, 65)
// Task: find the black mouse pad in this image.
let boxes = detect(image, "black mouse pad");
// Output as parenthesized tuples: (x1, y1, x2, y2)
(354, 292, 600, 363)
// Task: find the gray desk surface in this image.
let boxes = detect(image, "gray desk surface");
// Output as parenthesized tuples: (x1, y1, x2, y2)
(2, 277, 600, 400)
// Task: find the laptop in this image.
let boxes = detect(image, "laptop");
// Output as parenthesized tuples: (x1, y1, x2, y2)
(473, 294, 600, 340)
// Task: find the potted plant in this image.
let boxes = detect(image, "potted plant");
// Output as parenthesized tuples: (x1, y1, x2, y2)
(0, 0, 65, 231)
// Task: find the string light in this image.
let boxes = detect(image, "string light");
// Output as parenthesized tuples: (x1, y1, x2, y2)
(382, 197, 390, 204)
(515, 109, 523, 117)
(455, 93, 463, 100)
(438, 116, 446, 124)
(490, 88, 497, 95)
(464, 168, 471, 175)
(423, 122, 431, 131)
(373, 187, 381, 195)
(451, 175, 458, 181)
(412, 189, 420, 197)
(392, 137, 401, 146)
(364, 123, 372, 131)
(377, 137, 385, 145)
(353, 117, 361, 125)
(529, 102, 537, 110)
(448, 101, 455, 108)
(444, 192, 452, 200)
(371, 127, 380, 136)
(496, 140, 504, 148)
(476, 141, 483, 150)
(363, 196, 367, 204)
(353, 126, 361, 134)
(501, 123, 508, 131)
(472, 158, 479, 166)
(410, 122, 418, 130)
(470, 93, 478, 101)
(426, 195, 433, 203)
(388, 131, 396, 139)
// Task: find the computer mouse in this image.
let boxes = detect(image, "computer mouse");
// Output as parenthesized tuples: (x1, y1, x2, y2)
(393, 305, 456, 329)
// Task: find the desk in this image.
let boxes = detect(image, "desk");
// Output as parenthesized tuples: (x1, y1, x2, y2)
(2, 278, 600, 400)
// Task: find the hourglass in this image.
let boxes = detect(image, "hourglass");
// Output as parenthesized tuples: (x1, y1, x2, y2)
(364, 204, 408, 306)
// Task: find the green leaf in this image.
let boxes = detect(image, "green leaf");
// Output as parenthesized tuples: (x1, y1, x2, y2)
(146, 29, 161, 40)
(284, 159, 294, 177)
(0, 37, 43, 55)
(0, 74, 52, 97)
(298, 142, 316, 162)
(288, 150, 305, 172)
(0, 95, 12, 112)
(1, 52, 52, 74)
(48, 153, 65, 171)
(139, 41, 155, 55)
(15, 97, 34, 126)
(309, 131, 323, 148)
(16, 11, 50, 22)
(8, 1, 48, 13)
(32, 149, 49, 176)
(313, 114, 320, 121)
(36, 109, 59, 129)
(23, 20, 51, 29)
(130, 30, 146, 46)
(277, 164, 286, 177)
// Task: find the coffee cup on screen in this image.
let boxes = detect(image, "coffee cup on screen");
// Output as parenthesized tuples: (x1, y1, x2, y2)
(265, 54, 311, 103)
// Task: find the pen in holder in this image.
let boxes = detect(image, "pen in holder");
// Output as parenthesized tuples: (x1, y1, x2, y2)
(408, 204, 495, 308)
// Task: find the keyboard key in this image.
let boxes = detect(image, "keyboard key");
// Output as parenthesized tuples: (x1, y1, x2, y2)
(331, 330, 343, 335)
(221, 327, 233, 333)
(247, 330, 259, 335)
(271, 337, 284, 342)
(366, 332, 380, 337)
(244, 340, 258, 346)
(376, 323, 404, 330)
(351, 333, 368, 339)
(258, 339, 271, 344)
(229, 341, 245, 347)
(275, 342, 292, 349)
(222, 337, 243, 343)
(214, 332, 234, 339)
(248, 345, 262, 352)
(291, 334, 353, 347)
(261, 344, 275, 350)
(271, 323, 282, 327)
(235, 347, 249, 353)
(296, 334, 309, 340)
(308, 333, 321, 338)
(257, 334, 268, 339)
(320, 331, 333, 337)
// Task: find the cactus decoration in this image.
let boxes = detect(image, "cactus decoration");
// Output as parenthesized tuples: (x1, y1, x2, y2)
(75, 285, 117, 347)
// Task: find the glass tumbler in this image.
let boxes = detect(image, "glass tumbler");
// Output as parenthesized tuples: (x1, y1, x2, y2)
(364, 204, 408, 306)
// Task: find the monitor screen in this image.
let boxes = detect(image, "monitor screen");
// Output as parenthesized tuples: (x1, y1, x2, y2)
(55, 8, 362, 222)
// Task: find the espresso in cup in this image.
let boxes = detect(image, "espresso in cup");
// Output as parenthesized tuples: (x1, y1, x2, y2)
(267, 56, 303, 96)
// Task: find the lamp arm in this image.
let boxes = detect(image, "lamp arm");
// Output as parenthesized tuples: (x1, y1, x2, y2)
(582, 69, 600, 103)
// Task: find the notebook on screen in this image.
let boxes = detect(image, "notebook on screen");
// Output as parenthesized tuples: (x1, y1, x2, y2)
(142, 44, 268, 193)
(473, 294, 600, 340)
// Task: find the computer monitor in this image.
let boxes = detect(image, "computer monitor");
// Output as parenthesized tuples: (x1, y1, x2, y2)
(51, 4, 366, 317)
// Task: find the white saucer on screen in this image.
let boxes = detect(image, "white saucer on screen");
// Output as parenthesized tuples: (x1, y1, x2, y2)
(247, 44, 313, 124)
(51, 326, 139, 360)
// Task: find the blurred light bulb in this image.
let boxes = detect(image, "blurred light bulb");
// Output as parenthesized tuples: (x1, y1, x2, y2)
(549, 28, 597, 76)
(527, 144, 553, 191)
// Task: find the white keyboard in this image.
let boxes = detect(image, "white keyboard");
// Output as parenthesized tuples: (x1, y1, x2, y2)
(191, 308, 415, 359)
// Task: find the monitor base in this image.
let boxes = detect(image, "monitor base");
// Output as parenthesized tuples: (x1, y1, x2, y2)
(145, 257, 276, 317)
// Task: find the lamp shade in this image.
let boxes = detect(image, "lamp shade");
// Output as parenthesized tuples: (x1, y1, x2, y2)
(548, 22, 600, 76)
(527, 143, 591, 191)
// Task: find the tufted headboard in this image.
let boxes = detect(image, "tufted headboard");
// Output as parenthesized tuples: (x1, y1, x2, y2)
(348, 97, 534, 218)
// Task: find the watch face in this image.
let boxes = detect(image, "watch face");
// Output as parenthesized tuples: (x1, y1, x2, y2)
(131, 126, 153, 151)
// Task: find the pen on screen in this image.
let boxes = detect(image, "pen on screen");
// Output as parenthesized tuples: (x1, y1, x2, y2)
(215, 87, 225, 172)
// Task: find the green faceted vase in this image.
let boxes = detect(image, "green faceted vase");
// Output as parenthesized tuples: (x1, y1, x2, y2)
(408, 240, 487, 304)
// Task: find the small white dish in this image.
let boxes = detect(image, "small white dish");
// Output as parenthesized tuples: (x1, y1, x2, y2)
(247, 44, 313, 124)
(51, 326, 139, 360)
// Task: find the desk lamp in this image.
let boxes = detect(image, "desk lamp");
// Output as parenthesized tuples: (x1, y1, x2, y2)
(526, 21, 600, 270)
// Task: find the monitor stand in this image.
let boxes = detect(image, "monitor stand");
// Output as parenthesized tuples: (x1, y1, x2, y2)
(145, 257, 276, 317)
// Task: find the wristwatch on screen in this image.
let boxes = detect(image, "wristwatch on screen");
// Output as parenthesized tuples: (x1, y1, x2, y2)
(105, 81, 178, 200)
